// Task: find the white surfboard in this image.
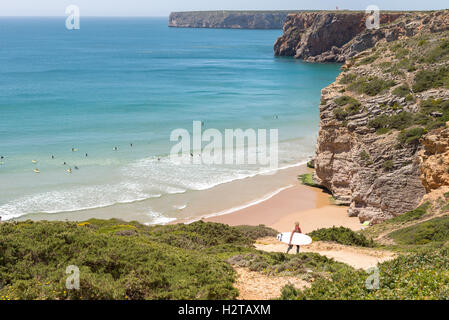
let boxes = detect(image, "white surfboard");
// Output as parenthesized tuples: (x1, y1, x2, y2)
(277, 232, 312, 246)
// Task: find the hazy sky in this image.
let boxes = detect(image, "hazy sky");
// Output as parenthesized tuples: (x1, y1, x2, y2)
(0, 0, 447, 17)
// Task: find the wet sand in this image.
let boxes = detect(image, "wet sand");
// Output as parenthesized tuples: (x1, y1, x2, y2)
(19, 164, 311, 225)
(206, 170, 362, 233)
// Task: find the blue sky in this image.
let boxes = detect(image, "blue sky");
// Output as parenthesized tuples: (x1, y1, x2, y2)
(0, 0, 447, 17)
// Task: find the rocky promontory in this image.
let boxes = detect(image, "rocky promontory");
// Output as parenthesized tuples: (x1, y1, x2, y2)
(274, 11, 404, 62)
(308, 10, 449, 222)
(168, 11, 294, 29)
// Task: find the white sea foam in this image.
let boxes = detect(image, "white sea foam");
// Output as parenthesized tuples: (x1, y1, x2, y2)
(0, 182, 160, 221)
(186, 184, 295, 224)
(144, 211, 176, 225)
(0, 139, 311, 221)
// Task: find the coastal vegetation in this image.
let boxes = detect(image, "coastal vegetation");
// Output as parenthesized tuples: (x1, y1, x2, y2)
(0, 219, 275, 300)
(389, 216, 449, 245)
(2, 207, 449, 300)
(347, 76, 396, 96)
(3, 10, 449, 302)
(308, 227, 375, 247)
(227, 251, 352, 280)
(280, 245, 449, 299)
(299, 173, 317, 187)
(281, 204, 449, 300)
(413, 66, 449, 92)
(367, 97, 449, 144)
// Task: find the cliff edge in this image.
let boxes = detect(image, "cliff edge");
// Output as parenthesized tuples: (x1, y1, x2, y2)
(281, 10, 449, 222)
(274, 11, 404, 62)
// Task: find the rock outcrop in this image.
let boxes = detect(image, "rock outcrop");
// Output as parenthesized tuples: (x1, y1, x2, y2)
(169, 11, 292, 29)
(419, 124, 449, 192)
(274, 11, 449, 62)
(308, 11, 449, 222)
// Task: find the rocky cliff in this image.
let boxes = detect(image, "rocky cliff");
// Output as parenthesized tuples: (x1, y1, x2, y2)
(304, 11, 449, 222)
(274, 11, 404, 62)
(168, 11, 293, 29)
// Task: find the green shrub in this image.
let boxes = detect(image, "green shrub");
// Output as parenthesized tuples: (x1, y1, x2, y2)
(281, 246, 449, 299)
(0, 220, 241, 300)
(392, 84, 411, 97)
(397, 127, 426, 145)
(333, 96, 361, 119)
(368, 114, 390, 130)
(405, 94, 415, 102)
(348, 77, 396, 96)
(299, 173, 317, 187)
(389, 216, 449, 245)
(148, 220, 253, 249)
(395, 48, 410, 59)
(335, 96, 360, 107)
(413, 67, 449, 92)
(308, 227, 375, 247)
(426, 121, 446, 131)
(359, 150, 371, 162)
(228, 251, 352, 279)
(387, 202, 431, 224)
(383, 160, 394, 171)
(369, 112, 415, 133)
(424, 39, 449, 63)
(340, 73, 357, 85)
(376, 127, 390, 135)
(388, 112, 415, 130)
(233, 225, 278, 240)
(333, 108, 348, 120)
(359, 53, 380, 65)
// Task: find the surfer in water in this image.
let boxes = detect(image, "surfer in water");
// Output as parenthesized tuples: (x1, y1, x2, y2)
(287, 222, 302, 254)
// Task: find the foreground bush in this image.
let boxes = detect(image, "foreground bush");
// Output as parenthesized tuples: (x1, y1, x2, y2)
(0, 220, 262, 300)
(280, 245, 449, 300)
(308, 227, 375, 247)
(227, 251, 352, 281)
(388, 215, 449, 245)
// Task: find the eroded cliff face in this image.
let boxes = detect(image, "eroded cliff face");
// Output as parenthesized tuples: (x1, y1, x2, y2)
(168, 11, 290, 29)
(420, 124, 449, 192)
(310, 11, 449, 222)
(273, 11, 444, 62)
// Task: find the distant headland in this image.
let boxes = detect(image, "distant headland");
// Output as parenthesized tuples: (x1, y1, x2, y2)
(168, 10, 299, 29)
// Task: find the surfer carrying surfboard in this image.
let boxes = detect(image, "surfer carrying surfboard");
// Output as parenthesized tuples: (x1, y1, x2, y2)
(287, 222, 302, 254)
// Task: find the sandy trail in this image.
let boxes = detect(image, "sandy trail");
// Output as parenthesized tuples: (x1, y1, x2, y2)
(233, 237, 396, 300)
(234, 267, 310, 300)
(254, 237, 396, 270)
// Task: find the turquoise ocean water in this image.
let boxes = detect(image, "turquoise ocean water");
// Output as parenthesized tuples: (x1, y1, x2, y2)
(0, 17, 341, 222)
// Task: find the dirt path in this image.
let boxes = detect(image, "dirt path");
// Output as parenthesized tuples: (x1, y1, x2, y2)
(233, 267, 310, 300)
(255, 237, 396, 270)
(232, 237, 396, 300)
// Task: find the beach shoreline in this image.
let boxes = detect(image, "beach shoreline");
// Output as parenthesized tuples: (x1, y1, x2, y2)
(204, 168, 362, 233)
(14, 163, 362, 234)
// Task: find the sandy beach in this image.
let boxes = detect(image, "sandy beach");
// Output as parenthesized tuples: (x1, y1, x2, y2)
(205, 166, 362, 233)
(21, 162, 363, 235)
